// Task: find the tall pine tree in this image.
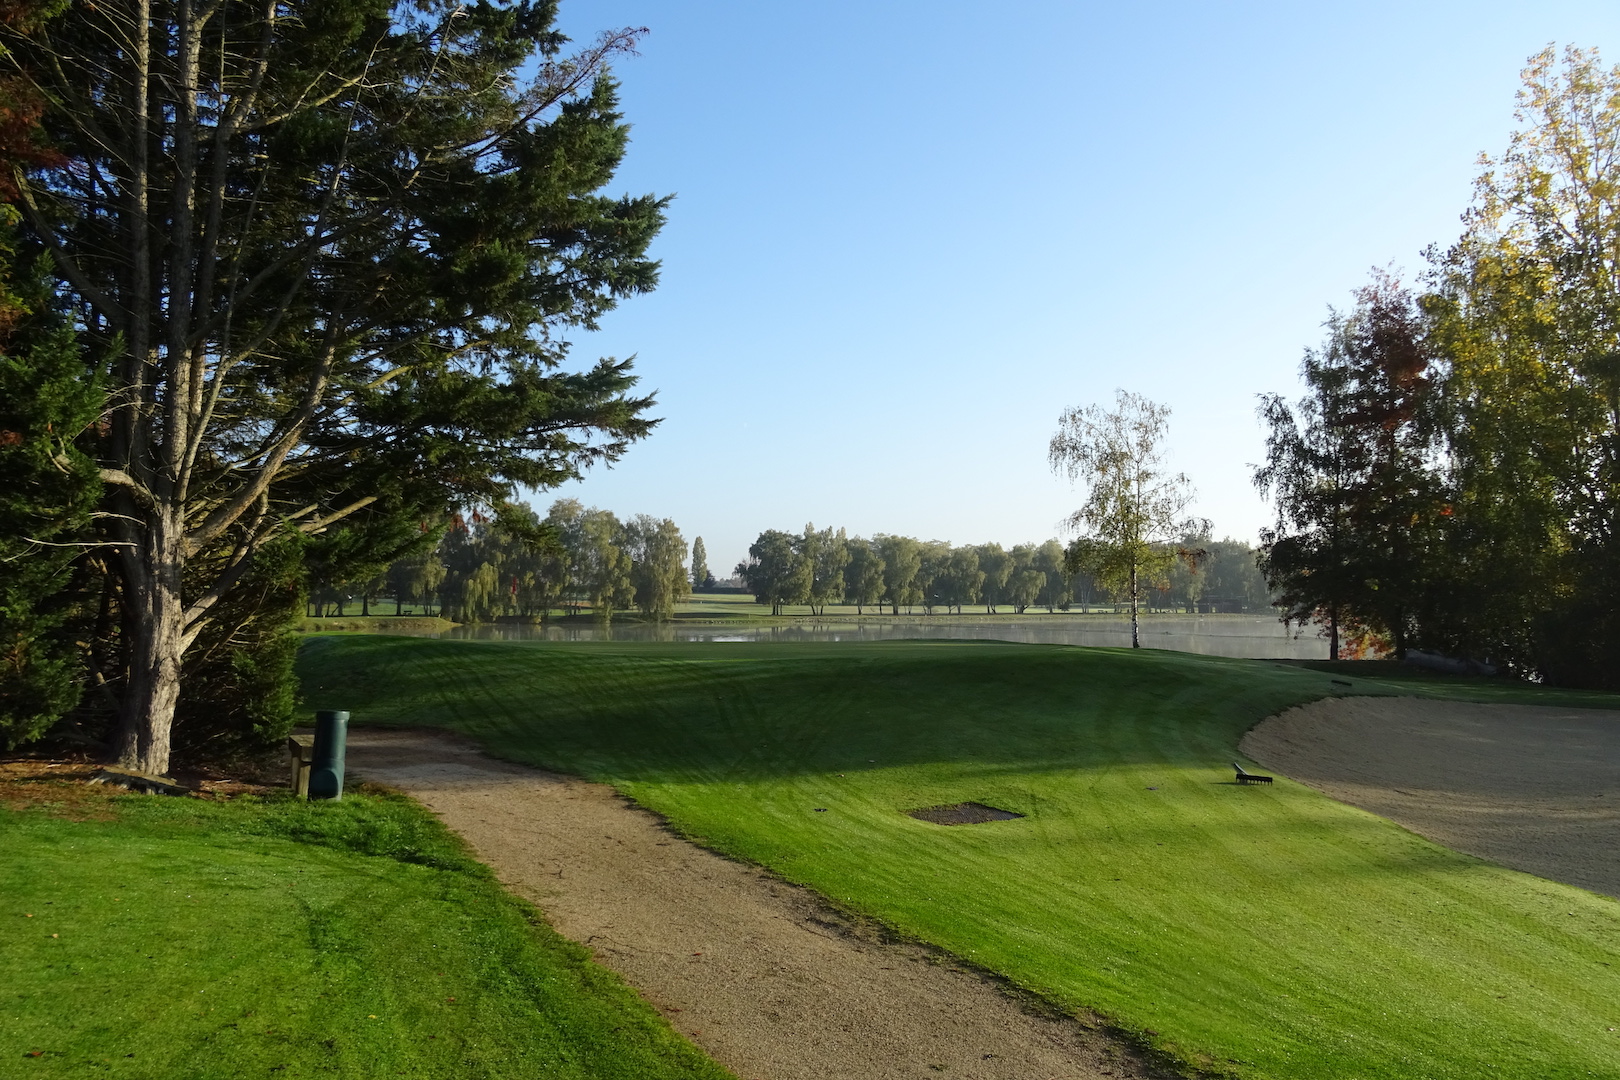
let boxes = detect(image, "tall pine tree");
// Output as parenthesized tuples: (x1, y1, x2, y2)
(3, 1, 667, 772)
(0, 217, 101, 747)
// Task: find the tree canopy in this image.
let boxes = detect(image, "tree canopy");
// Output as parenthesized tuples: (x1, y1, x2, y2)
(690, 536, 713, 590)
(1258, 45, 1620, 685)
(1255, 273, 1441, 660)
(1, 0, 668, 771)
(1049, 391, 1206, 648)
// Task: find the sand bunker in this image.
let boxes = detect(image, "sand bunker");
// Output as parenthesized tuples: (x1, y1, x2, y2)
(1242, 696, 1620, 898)
(346, 729, 1162, 1080)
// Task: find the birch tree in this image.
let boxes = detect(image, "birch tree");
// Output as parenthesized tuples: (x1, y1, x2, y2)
(1049, 391, 1205, 648)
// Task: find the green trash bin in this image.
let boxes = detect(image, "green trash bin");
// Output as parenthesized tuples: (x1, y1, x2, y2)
(308, 710, 349, 800)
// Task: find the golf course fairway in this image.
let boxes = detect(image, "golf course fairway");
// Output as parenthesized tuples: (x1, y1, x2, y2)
(298, 637, 1620, 1080)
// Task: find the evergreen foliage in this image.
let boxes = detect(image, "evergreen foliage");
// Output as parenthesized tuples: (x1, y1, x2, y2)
(1, 0, 668, 770)
(175, 532, 307, 755)
(0, 226, 99, 748)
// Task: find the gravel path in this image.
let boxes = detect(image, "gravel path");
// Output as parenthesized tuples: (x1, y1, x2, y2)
(1242, 696, 1620, 898)
(346, 728, 1162, 1080)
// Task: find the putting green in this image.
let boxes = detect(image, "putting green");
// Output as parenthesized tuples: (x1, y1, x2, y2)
(299, 637, 1620, 1080)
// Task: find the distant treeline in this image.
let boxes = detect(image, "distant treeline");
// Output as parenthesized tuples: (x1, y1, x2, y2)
(313, 507, 1273, 623)
(314, 499, 690, 624)
(735, 527, 1271, 616)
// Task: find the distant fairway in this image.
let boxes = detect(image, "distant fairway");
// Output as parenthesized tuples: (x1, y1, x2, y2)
(298, 637, 1620, 1080)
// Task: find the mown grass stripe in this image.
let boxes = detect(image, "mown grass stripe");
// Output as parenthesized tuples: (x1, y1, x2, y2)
(299, 637, 1620, 1080)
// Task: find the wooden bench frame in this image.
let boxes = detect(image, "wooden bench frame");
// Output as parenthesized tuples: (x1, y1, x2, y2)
(1233, 762, 1273, 785)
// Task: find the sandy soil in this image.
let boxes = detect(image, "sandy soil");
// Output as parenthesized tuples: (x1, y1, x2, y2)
(1242, 696, 1620, 899)
(346, 729, 1163, 1080)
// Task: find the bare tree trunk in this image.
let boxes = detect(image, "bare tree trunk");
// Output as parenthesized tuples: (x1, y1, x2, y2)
(113, 515, 184, 774)
(1129, 565, 1141, 648)
(1329, 607, 1340, 661)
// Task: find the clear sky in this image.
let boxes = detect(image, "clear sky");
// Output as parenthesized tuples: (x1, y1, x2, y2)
(539, 0, 1620, 576)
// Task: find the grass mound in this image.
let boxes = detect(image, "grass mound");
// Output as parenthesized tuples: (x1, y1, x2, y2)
(0, 779, 733, 1080)
(298, 636, 1620, 1080)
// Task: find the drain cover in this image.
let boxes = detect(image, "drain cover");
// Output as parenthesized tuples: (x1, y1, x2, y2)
(906, 801, 1024, 825)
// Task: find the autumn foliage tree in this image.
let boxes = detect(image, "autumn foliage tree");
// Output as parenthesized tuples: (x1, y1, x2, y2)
(1259, 47, 1620, 685)
(1423, 45, 1620, 684)
(1254, 273, 1441, 660)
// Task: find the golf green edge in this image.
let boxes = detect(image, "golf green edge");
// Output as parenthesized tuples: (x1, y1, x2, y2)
(295, 636, 1620, 1080)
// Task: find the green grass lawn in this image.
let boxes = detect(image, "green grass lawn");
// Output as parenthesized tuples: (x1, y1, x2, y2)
(298, 637, 1620, 1080)
(0, 782, 734, 1080)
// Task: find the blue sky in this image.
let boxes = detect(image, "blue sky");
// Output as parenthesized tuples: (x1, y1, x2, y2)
(540, 1, 1620, 575)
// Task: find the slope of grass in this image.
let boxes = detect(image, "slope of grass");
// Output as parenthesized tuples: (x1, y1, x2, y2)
(298, 636, 1620, 1080)
(0, 782, 734, 1080)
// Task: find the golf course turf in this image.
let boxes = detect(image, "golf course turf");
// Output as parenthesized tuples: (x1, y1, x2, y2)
(0, 780, 735, 1079)
(297, 636, 1620, 1080)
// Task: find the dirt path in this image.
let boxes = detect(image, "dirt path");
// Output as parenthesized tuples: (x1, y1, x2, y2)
(345, 729, 1160, 1080)
(1242, 696, 1620, 899)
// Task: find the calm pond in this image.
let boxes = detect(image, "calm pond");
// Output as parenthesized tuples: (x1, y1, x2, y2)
(428, 614, 1327, 660)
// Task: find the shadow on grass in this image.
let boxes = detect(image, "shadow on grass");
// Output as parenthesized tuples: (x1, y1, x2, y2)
(287, 635, 1620, 786)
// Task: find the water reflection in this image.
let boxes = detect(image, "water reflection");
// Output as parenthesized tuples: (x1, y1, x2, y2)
(421, 614, 1325, 660)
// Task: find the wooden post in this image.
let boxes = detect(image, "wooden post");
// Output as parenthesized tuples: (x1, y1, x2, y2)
(287, 734, 315, 798)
